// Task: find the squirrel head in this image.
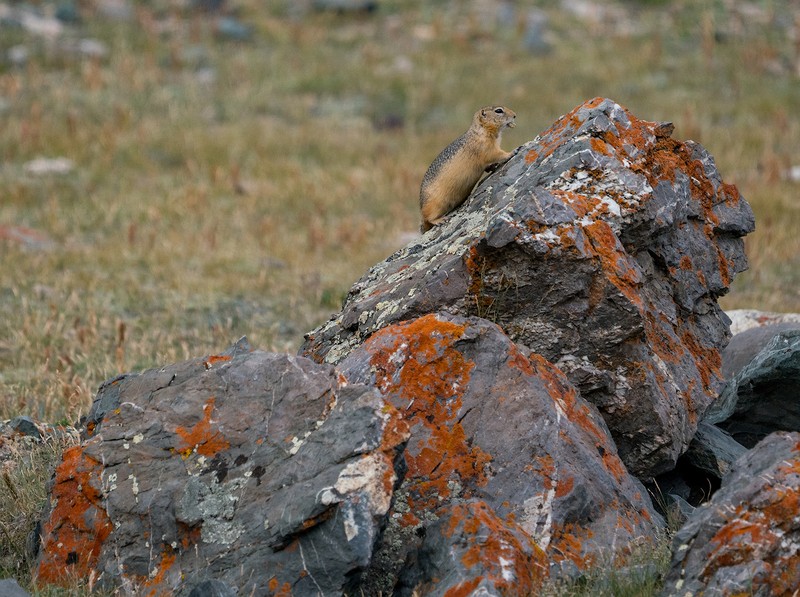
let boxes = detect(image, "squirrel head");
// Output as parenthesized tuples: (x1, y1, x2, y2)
(476, 105, 516, 136)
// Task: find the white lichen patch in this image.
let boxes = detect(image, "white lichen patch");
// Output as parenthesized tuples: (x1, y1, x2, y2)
(319, 453, 395, 533)
(520, 487, 556, 550)
(177, 476, 248, 546)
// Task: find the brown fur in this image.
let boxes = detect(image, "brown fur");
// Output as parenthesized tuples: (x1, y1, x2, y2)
(419, 106, 516, 232)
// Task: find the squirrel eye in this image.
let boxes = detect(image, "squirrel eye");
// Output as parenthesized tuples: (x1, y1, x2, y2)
(494, 108, 504, 114)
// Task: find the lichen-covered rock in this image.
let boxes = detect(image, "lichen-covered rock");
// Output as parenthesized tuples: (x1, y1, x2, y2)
(339, 314, 662, 593)
(395, 500, 548, 596)
(707, 329, 800, 447)
(302, 97, 754, 478)
(661, 431, 800, 596)
(35, 342, 409, 596)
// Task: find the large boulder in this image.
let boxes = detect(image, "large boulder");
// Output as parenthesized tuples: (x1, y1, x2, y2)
(35, 341, 409, 596)
(661, 431, 800, 596)
(302, 97, 755, 478)
(339, 314, 663, 593)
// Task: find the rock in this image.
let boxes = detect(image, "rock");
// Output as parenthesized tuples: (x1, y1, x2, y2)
(0, 225, 56, 251)
(186, 579, 236, 597)
(339, 314, 662, 593)
(707, 329, 800, 447)
(523, 8, 552, 54)
(395, 500, 548, 596)
(651, 423, 746, 515)
(7, 44, 29, 67)
(302, 97, 754, 478)
(23, 157, 74, 176)
(683, 421, 747, 480)
(661, 431, 800, 596)
(95, 0, 134, 21)
(9, 416, 42, 439)
(721, 320, 800, 378)
(725, 308, 800, 335)
(0, 578, 31, 597)
(312, 0, 379, 13)
(35, 343, 409, 596)
(214, 17, 252, 41)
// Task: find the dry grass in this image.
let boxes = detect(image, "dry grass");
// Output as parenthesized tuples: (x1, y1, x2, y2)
(0, 2, 798, 591)
(2, 0, 798, 423)
(0, 428, 78, 587)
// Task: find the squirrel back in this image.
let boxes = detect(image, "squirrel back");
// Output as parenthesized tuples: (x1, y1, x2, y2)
(419, 106, 516, 232)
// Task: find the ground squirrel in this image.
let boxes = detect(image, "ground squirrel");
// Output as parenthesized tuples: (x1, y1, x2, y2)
(419, 105, 517, 232)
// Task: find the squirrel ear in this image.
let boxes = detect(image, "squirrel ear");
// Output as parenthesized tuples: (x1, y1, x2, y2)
(481, 109, 486, 117)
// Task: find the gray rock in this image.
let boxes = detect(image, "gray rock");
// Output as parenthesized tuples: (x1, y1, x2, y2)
(395, 500, 548, 596)
(312, 0, 379, 12)
(340, 314, 662, 593)
(721, 321, 800, 379)
(214, 17, 252, 41)
(187, 579, 236, 597)
(36, 344, 408, 595)
(725, 308, 800, 335)
(523, 8, 552, 54)
(9, 415, 41, 439)
(0, 579, 31, 597)
(302, 97, 755, 478)
(708, 329, 800, 447)
(684, 421, 747, 479)
(662, 431, 800, 596)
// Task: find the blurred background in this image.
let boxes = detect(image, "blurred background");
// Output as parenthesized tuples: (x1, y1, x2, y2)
(1, 0, 798, 422)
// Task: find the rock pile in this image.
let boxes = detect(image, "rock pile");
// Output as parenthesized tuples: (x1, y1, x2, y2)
(32, 98, 796, 597)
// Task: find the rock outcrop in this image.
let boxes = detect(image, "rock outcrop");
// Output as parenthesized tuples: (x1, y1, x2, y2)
(33, 98, 760, 596)
(303, 97, 755, 478)
(661, 431, 800, 596)
(35, 341, 409, 596)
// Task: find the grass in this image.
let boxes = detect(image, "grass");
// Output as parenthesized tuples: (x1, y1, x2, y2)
(0, 427, 80, 593)
(0, 0, 798, 593)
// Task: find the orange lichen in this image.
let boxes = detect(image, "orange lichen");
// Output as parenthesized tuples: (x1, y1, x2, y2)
(143, 551, 177, 597)
(443, 578, 482, 597)
(203, 354, 232, 369)
(550, 523, 596, 569)
(555, 476, 575, 499)
(505, 343, 533, 376)
(680, 327, 721, 391)
(590, 136, 611, 156)
(175, 396, 231, 457)
(582, 220, 642, 307)
(442, 502, 547, 595)
(366, 316, 493, 519)
(36, 445, 113, 585)
(268, 577, 293, 597)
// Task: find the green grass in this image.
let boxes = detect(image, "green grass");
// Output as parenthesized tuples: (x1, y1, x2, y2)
(0, 0, 798, 593)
